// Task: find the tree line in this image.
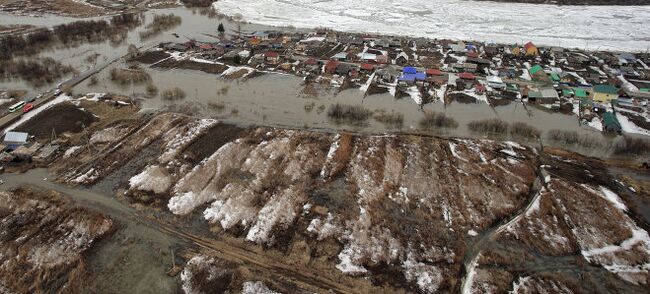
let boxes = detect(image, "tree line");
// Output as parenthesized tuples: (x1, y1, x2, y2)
(0, 13, 142, 60)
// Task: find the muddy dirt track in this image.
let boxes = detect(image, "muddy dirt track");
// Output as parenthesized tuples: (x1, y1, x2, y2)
(2, 102, 649, 293)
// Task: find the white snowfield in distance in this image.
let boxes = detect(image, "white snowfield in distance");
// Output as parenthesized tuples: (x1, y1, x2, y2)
(213, 0, 650, 52)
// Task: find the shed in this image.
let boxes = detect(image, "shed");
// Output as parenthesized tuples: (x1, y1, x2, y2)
(3, 131, 28, 150)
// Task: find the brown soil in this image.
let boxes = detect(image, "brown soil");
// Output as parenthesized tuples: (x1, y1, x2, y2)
(34, 111, 650, 293)
(153, 58, 229, 74)
(366, 83, 389, 96)
(133, 50, 171, 64)
(182, 123, 247, 165)
(14, 102, 98, 140)
(0, 187, 113, 293)
(449, 93, 477, 104)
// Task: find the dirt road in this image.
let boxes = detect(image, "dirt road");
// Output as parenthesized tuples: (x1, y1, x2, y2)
(0, 169, 369, 294)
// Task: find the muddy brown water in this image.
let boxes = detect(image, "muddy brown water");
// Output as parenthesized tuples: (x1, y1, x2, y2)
(0, 168, 182, 293)
(1, 7, 641, 159)
(0, 7, 284, 95)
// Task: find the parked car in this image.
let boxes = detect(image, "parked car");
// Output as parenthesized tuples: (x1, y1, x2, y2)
(22, 103, 34, 113)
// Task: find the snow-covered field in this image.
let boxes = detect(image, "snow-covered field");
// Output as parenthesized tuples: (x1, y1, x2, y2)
(213, 0, 650, 51)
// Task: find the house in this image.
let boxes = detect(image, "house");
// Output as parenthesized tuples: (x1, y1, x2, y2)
(449, 42, 466, 53)
(250, 31, 270, 40)
(403, 67, 417, 75)
(377, 66, 400, 83)
(264, 51, 280, 64)
(335, 63, 354, 76)
(426, 69, 443, 76)
(484, 45, 501, 56)
(360, 63, 375, 72)
(461, 63, 478, 73)
(376, 54, 389, 64)
(458, 72, 476, 80)
(331, 52, 348, 61)
(324, 60, 340, 74)
(592, 84, 619, 103)
(357, 53, 377, 63)
(395, 52, 409, 65)
(528, 87, 559, 103)
(3, 131, 28, 151)
(487, 76, 506, 89)
(430, 74, 449, 87)
(524, 42, 539, 56)
(602, 112, 622, 133)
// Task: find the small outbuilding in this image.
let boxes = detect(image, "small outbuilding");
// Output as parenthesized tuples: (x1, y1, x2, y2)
(3, 131, 28, 151)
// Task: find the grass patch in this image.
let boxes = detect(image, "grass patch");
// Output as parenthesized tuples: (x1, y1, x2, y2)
(547, 129, 603, 148)
(0, 58, 75, 87)
(139, 14, 182, 40)
(419, 111, 458, 130)
(146, 83, 158, 97)
(161, 87, 186, 101)
(467, 119, 509, 134)
(374, 110, 404, 128)
(613, 136, 650, 155)
(510, 122, 541, 139)
(109, 67, 151, 85)
(327, 103, 373, 124)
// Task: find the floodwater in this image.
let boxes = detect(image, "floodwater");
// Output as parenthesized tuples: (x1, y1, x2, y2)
(0, 7, 283, 95)
(0, 6, 635, 158)
(74, 61, 613, 157)
(0, 169, 182, 293)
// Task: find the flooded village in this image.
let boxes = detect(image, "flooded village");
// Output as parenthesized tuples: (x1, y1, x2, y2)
(0, 0, 650, 293)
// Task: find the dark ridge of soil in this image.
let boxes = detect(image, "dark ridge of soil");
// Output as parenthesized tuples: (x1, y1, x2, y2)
(366, 83, 389, 96)
(449, 93, 477, 104)
(488, 96, 512, 107)
(474, 0, 650, 4)
(620, 112, 650, 131)
(15, 102, 98, 140)
(153, 58, 228, 74)
(133, 50, 170, 64)
(182, 123, 247, 164)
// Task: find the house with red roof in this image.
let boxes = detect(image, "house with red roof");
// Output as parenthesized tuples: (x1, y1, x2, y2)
(426, 69, 443, 76)
(524, 42, 539, 56)
(459, 72, 476, 80)
(324, 60, 340, 74)
(360, 63, 375, 72)
(264, 51, 280, 64)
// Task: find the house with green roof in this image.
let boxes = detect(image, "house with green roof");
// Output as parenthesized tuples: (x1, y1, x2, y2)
(573, 87, 588, 98)
(592, 84, 619, 103)
(550, 72, 560, 82)
(529, 65, 544, 75)
(602, 112, 621, 133)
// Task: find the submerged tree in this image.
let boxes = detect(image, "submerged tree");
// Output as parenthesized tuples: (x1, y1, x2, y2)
(218, 23, 225, 36)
